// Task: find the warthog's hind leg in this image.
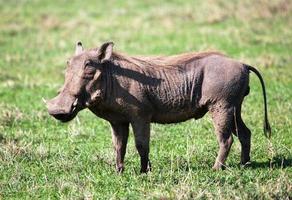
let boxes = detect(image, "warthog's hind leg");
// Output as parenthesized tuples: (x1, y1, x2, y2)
(232, 107, 251, 165)
(211, 105, 234, 170)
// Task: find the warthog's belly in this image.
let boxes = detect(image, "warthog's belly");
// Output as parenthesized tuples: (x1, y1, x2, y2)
(151, 106, 207, 124)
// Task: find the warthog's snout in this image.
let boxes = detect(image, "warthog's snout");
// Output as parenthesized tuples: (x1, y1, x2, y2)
(46, 94, 79, 122)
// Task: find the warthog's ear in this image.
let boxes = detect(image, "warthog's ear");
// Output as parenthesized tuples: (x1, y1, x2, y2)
(75, 41, 84, 55)
(97, 42, 114, 63)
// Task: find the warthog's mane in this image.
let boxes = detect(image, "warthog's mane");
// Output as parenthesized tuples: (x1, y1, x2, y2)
(111, 51, 225, 69)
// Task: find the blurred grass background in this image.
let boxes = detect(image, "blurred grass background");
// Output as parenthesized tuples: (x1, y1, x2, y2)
(0, 0, 291, 199)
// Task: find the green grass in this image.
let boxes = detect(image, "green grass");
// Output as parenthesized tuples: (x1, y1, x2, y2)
(0, 0, 291, 199)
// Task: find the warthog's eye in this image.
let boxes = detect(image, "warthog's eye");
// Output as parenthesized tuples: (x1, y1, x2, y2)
(84, 60, 93, 67)
(83, 73, 95, 80)
(84, 60, 96, 72)
(82, 60, 96, 79)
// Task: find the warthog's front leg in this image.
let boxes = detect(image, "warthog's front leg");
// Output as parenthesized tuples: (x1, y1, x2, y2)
(131, 120, 151, 173)
(111, 122, 129, 173)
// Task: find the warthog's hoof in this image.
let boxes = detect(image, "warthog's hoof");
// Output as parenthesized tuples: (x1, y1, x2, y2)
(240, 161, 251, 168)
(212, 164, 226, 170)
(116, 165, 124, 174)
(140, 162, 151, 173)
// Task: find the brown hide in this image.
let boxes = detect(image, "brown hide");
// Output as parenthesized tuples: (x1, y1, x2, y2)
(47, 42, 270, 173)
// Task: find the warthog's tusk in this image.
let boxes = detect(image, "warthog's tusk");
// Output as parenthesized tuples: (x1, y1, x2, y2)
(73, 98, 78, 107)
(72, 106, 76, 112)
(72, 98, 78, 112)
(42, 97, 47, 104)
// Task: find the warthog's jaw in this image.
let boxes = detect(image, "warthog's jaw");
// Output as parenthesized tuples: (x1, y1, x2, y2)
(47, 96, 82, 123)
(51, 111, 78, 122)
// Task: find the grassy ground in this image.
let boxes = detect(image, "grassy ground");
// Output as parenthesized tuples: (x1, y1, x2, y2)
(0, 0, 291, 199)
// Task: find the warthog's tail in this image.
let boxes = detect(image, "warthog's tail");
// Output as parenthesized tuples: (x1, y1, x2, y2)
(247, 65, 271, 138)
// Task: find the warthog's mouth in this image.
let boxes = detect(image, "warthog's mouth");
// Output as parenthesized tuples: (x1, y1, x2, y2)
(47, 98, 82, 123)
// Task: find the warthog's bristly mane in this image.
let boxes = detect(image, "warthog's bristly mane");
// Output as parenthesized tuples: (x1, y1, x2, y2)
(111, 51, 225, 69)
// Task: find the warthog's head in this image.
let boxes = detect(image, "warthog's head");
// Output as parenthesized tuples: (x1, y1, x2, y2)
(46, 41, 114, 122)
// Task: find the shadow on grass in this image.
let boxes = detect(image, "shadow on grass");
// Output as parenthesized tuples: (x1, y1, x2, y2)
(155, 155, 292, 174)
(249, 156, 292, 169)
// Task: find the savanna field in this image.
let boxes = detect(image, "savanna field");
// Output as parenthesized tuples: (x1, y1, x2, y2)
(0, 0, 291, 199)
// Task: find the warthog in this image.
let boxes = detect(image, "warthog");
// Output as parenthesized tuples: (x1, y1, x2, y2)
(46, 41, 271, 173)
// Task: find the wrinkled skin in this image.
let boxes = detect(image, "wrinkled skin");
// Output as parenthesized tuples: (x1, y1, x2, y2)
(47, 42, 270, 173)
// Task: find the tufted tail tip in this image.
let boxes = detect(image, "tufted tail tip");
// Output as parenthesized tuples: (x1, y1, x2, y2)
(264, 120, 271, 139)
